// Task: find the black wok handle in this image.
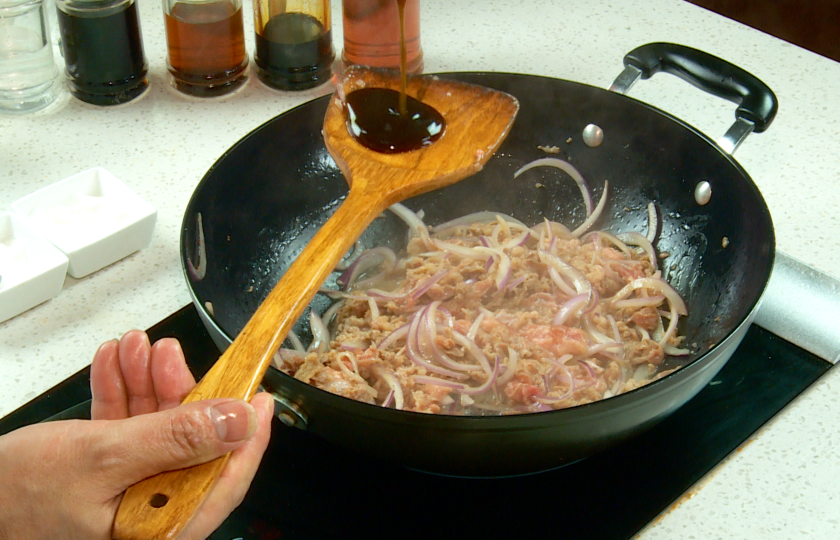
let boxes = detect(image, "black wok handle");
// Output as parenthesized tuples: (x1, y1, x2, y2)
(620, 42, 778, 133)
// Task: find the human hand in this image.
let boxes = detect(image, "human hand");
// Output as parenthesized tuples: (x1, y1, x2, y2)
(0, 330, 273, 540)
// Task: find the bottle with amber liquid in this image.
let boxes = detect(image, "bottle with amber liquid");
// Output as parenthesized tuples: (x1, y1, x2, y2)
(341, 0, 422, 73)
(254, 0, 334, 91)
(163, 0, 249, 97)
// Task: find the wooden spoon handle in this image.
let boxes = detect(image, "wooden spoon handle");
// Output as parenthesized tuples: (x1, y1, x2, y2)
(112, 187, 384, 540)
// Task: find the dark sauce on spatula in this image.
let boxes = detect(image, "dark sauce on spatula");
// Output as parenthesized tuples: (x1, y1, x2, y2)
(344, 0, 445, 154)
(345, 88, 444, 153)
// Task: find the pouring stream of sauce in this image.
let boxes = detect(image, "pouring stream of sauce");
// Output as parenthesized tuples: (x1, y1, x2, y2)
(345, 0, 445, 154)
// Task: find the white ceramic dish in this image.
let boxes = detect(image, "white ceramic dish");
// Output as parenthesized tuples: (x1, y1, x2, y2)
(0, 212, 70, 323)
(11, 167, 157, 278)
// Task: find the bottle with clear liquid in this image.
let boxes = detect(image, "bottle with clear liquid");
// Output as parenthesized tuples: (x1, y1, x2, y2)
(0, 0, 62, 114)
(341, 0, 423, 74)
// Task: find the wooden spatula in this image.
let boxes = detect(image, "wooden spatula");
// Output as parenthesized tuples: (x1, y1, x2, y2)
(112, 66, 518, 540)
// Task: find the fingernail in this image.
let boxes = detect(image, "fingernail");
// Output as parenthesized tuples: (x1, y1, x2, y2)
(209, 400, 257, 442)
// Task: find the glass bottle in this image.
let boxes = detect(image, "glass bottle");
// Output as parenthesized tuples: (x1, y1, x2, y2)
(163, 0, 248, 97)
(254, 0, 334, 91)
(54, 0, 149, 106)
(341, 0, 422, 74)
(0, 0, 62, 114)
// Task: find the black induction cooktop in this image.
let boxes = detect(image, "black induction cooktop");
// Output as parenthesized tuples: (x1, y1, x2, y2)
(0, 304, 832, 540)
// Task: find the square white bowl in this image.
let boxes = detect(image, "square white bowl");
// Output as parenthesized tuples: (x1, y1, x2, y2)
(0, 212, 69, 323)
(11, 167, 157, 278)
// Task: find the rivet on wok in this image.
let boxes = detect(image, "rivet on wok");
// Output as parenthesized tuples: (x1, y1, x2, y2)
(271, 393, 308, 429)
(582, 124, 604, 147)
(695, 181, 712, 205)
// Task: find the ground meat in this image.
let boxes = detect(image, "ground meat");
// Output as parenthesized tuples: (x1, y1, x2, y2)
(276, 212, 689, 415)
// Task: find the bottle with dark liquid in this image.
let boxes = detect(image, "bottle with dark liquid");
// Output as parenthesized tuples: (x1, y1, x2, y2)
(254, 0, 334, 91)
(163, 0, 248, 97)
(54, 0, 149, 106)
(342, 0, 422, 73)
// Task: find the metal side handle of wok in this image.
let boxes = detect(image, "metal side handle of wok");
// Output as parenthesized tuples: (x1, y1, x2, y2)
(609, 42, 779, 154)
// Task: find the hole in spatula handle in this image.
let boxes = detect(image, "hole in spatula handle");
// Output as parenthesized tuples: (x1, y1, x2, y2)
(149, 493, 169, 508)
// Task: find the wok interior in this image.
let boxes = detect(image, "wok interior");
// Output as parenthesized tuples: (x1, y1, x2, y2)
(185, 72, 774, 400)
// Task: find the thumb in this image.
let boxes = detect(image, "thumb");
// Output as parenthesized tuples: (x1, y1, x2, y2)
(98, 398, 258, 489)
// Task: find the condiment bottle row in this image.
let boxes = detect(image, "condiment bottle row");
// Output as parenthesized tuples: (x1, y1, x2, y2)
(0, 0, 422, 114)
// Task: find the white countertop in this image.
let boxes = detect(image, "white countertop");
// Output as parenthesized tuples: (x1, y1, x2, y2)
(2, 0, 839, 537)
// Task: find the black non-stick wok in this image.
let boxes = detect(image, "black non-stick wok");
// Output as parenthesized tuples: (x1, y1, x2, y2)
(181, 43, 777, 476)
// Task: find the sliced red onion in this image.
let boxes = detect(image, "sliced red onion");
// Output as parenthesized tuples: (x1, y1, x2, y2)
(431, 238, 491, 260)
(553, 293, 589, 326)
(368, 297, 380, 320)
(531, 219, 574, 241)
(506, 274, 527, 290)
(449, 328, 493, 376)
(337, 247, 397, 291)
(495, 215, 512, 238)
(539, 249, 591, 298)
(334, 240, 361, 272)
(286, 330, 305, 354)
(607, 314, 622, 343)
(388, 202, 429, 238)
(571, 180, 609, 237)
(583, 230, 632, 257)
(186, 212, 207, 281)
(432, 211, 528, 234)
(321, 299, 345, 327)
(406, 307, 469, 380)
(609, 276, 688, 316)
(410, 268, 449, 300)
(658, 302, 681, 349)
(475, 246, 511, 290)
(585, 342, 624, 355)
(583, 312, 614, 344)
(377, 324, 409, 350)
(366, 288, 408, 300)
(502, 230, 532, 249)
(374, 365, 404, 410)
(663, 343, 691, 356)
(613, 295, 665, 310)
(308, 311, 330, 354)
(414, 355, 500, 396)
(272, 348, 304, 370)
(467, 312, 486, 340)
(581, 360, 598, 380)
(548, 267, 578, 297)
(583, 287, 600, 314)
(514, 157, 593, 216)
(534, 360, 575, 404)
(381, 389, 394, 408)
(647, 201, 659, 243)
(495, 347, 519, 386)
(617, 231, 658, 272)
(425, 302, 480, 372)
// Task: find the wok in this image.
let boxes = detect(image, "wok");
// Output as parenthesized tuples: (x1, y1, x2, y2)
(181, 43, 777, 476)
